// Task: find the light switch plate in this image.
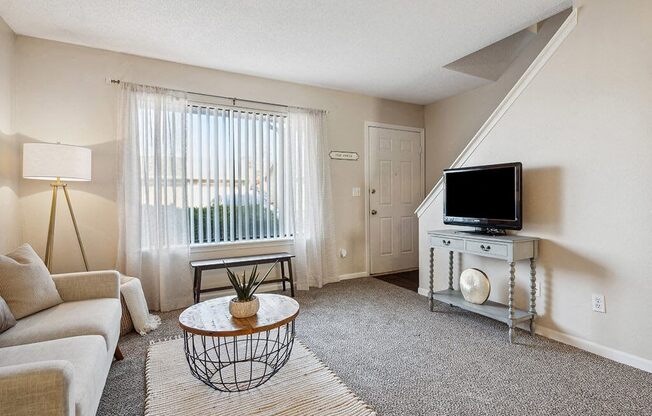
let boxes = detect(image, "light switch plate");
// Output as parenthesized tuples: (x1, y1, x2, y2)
(352, 187, 361, 197)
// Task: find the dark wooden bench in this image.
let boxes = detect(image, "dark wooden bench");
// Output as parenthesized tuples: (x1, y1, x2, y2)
(190, 252, 295, 304)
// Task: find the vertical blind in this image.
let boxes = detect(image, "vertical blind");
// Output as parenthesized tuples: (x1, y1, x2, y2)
(187, 104, 293, 244)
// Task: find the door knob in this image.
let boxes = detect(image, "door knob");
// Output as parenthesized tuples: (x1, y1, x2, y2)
(371, 189, 376, 194)
(371, 210, 377, 215)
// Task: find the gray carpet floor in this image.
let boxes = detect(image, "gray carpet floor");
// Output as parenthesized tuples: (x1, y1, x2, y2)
(98, 277, 652, 416)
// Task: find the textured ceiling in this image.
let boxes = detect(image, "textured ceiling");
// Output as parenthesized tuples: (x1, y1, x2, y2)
(0, 0, 571, 104)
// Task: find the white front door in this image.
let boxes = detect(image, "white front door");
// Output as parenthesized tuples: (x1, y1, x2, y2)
(369, 125, 422, 274)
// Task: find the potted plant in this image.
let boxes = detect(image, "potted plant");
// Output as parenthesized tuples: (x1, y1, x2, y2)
(225, 261, 278, 318)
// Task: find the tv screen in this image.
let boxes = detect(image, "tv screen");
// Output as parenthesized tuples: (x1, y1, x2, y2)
(443, 162, 522, 230)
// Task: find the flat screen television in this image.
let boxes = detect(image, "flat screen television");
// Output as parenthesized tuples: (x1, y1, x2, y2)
(443, 162, 522, 231)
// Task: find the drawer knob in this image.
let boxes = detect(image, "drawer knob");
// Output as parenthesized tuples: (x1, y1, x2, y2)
(480, 244, 491, 252)
(442, 240, 451, 246)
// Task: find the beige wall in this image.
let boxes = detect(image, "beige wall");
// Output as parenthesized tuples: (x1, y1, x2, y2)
(0, 18, 21, 253)
(13, 36, 423, 277)
(424, 10, 568, 190)
(419, 0, 652, 364)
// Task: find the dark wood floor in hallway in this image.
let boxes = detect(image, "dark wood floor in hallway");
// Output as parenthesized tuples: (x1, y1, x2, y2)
(372, 269, 419, 292)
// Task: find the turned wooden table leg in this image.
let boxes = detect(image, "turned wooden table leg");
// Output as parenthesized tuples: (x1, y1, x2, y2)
(114, 345, 124, 361)
(429, 247, 435, 312)
(508, 261, 516, 344)
(448, 250, 454, 290)
(529, 257, 537, 335)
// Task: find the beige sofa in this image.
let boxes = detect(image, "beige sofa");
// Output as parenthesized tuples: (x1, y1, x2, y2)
(0, 270, 122, 416)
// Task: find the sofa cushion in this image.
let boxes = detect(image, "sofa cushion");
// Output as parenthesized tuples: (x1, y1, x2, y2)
(0, 335, 109, 416)
(0, 244, 63, 319)
(0, 298, 121, 351)
(0, 296, 16, 333)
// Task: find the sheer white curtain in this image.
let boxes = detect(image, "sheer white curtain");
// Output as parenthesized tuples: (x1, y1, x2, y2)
(287, 108, 337, 289)
(116, 83, 192, 312)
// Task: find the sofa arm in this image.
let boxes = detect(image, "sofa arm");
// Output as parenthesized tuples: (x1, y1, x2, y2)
(0, 361, 74, 416)
(52, 270, 121, 302)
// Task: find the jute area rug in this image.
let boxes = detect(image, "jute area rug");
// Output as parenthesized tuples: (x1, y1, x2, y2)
(145, 337, 376, 416)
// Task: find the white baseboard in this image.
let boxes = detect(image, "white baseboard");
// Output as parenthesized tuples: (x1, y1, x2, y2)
(535, 326, 651, 373)
(341, 269, 419, 280)
(199, 282, 284, 302)
(202, 272, 368, 301)
(417, 286, 651, 373)
(339, 271, 369, 280)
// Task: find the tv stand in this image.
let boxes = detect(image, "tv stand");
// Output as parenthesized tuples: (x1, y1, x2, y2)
(427, 230, 540, 343)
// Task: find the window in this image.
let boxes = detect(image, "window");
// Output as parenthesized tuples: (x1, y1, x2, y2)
(187, 103, 293, 244)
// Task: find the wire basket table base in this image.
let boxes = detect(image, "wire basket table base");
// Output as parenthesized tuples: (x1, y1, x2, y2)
(182, 321, 295, 392)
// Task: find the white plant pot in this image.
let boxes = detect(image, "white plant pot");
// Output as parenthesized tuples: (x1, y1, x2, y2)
(229, 296, 260, 318)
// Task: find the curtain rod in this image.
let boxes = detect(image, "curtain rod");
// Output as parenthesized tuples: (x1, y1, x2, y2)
(109, 79, 326, 113)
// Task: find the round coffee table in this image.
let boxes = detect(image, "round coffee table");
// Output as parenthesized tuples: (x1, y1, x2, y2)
(178, 294, 299, 392)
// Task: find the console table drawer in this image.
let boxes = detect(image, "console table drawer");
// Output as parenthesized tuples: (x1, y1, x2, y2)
(465, 240, 508, 257)
(430, 236, 464, 250)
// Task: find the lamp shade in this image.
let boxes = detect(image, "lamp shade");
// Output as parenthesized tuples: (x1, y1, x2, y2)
(23, 143, 92, 181)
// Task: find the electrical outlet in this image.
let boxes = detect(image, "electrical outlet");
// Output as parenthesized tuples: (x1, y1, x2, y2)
(535, 282, 541, 297)
(592, 294, 606, 313)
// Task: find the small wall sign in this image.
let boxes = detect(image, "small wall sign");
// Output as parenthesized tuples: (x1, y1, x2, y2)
(329, 151, 359, 161)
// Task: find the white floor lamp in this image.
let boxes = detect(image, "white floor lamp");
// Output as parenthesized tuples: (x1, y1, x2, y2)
(23, 143, 92, 271)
